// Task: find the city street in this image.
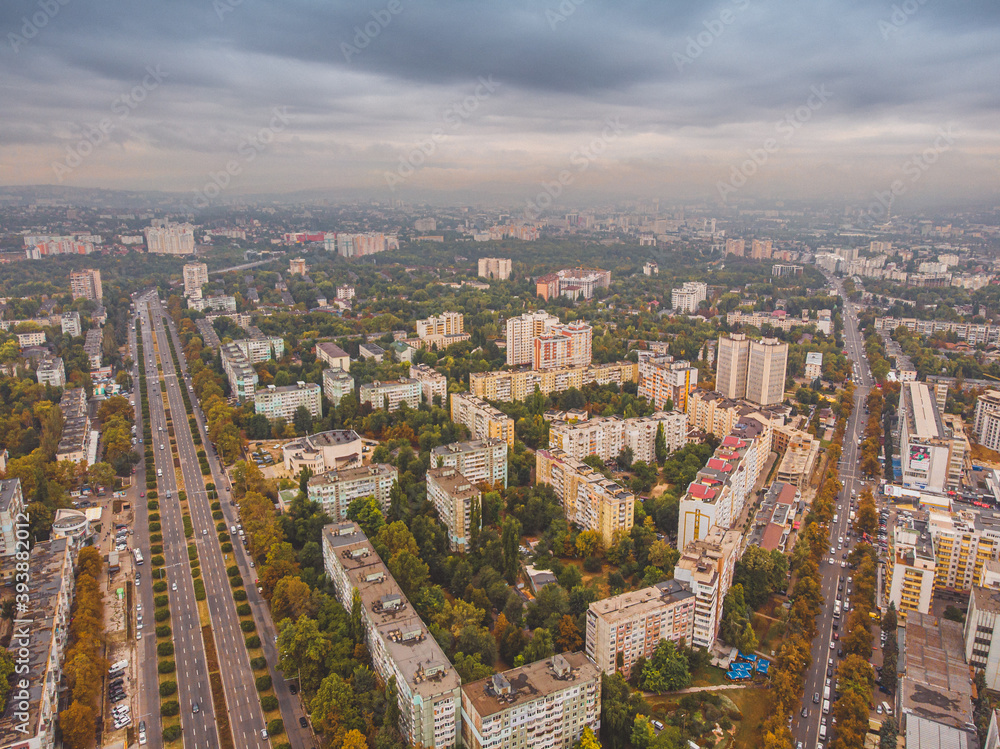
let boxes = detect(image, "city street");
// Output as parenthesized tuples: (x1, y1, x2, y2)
(793, 282, 875, 749)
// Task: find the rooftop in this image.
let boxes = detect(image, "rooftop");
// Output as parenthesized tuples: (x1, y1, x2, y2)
(316, 341, 350, 359)
(899, 612, 974, 733)
(462, 652, 599, 719)
(0, 478, 22, 513)
(588, 579, 694, 621)
(308, 463, 396, 487)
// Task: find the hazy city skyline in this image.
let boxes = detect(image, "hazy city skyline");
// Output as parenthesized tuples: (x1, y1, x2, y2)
(2, 0, 998, 208)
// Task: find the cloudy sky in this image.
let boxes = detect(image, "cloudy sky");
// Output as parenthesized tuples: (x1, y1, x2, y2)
(1, 0, 998, 207)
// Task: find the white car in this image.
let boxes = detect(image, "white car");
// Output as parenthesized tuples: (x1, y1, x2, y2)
(138, 731, 147, 745)
(172, 582, 178, 591)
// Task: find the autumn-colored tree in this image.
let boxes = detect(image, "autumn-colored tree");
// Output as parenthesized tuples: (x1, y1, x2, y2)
(342, 729, 369, 749)
(555, 615, 583, 652)
(270, 576, 317, 622)
(492, 612, 510, 644)
(59, 700, 95, 749)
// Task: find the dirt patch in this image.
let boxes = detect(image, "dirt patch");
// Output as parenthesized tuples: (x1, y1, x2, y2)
(209, 670, 235, 749)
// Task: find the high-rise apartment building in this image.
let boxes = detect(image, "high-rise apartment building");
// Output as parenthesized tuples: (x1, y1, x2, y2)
(671, 282, 708, 314)
(975, 390, 1000, 452)
(35, 357, 66, 388)
(746, 337, 788, 407)
(145, 222, 196, 254)
(289, 257, 307, 275)
(70, 269, 103, 301)
(505, 311, 560, 366)
(254, 382, 322, 421)
(322, 522, 461, 749)
(470, 362, 637, 402)
(409, 364, 447, 404)
(0, 478, 25, 560)
(715, 334, 751, 400)
(416, 312, 464, 339)
(751, 239, 772, 260)
(673, 526, 741, 649)
(322, 368, 355, 406)
(427, 467, 481, 552)
(535, 448, 635, 547)
(533, 322, 592, 370)
(460, 653, 601, 749)
(477, 257, 512, 281)
(316, 341, 351, 371)
(585, 580, 695, 678)
(60, 311, 81, 337)
(548, 412, 687, 464)
(359, 379, 421, 412)
(450, 392, 515, 447)
(637, 353, 699, 412)
(431, 439, 508, 488)
(885, 514, 936, 615)
(725, 238, 745, 257)
(307, 464, 398, 519)
(183, 262, 209, 299)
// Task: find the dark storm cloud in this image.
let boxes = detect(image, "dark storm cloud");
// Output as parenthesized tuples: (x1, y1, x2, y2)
(0, 0, 997, 200)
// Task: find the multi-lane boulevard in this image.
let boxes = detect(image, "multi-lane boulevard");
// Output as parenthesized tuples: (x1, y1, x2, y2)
(137, 293, 221, 748)
(794, 282, 876, 749)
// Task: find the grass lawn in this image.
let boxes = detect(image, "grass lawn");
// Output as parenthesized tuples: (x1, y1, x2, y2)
(689, 662, 729, 688)
(727, 687, 772, 748)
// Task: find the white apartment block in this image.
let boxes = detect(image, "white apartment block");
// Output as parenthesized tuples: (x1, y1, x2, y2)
(885, 515, 936, 616)
(585, 580, 695, 679)
(460, 653, 601, 749)
(254, 381, 322, 421)
(427, 467, 481, 552)
(416, 312, 464, 339)
(625, 411, 688, 463)
(233, 336, 285, 363)
(69, 269, 102, 301)
(307, 464, 399, 519)
(316, 341, 351, 371)
(505, 311, 560, 367)
(60, 311, 81, 337)
(328, 232, 399, 258)
(548, 412, 686, 464)
(477, 257, 512, 281)
(145, 222, 196, 254)
(183, 262, 209, 298)
(469, 361, 638, 403)
(975, 390, 1000, 452)
(17, 331, 46, 348)
(360, 379, 421, 412)
(716, 333, 750, 400)
(0, 538, 74, 748)
(637, 353, 699, 412)
(535, 448, 635, 547)
(36, 357, 66, 388)
(336, 284, 356, 301)
(289, 257, 307, 275)
(410, 364, 447, 404)
(671, 281, 707, 313)
(746, 337, 788, 407)
(323, 368, 355, 406)
(431, 440, 508, 488)
(643, 261, 658, 276)
(0, 478, 25, 560)
(672, 526, 741, 649)
(221, 342, 259, 402)
(533, 322, 592, 371)
(450, 392, 515, 447)
(805, 351, 823, 380)
(322, 522, 461, 749)
(189, 294, 237, 314)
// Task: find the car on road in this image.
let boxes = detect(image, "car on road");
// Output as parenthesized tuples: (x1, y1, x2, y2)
(172, 582, 178, 591)
(261, 729, 269, 739)
(813, 692, 820, 704)
(288, 683, 298, 694)
(192, 702, 199, 714)
(300, 716, 309, 728)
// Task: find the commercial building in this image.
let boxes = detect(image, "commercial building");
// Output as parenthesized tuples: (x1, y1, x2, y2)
(145, 222, 196, 254)
(460, 653, 601, 749)
(900, 381, 966, 493)
(307, 464, 399, 519)
(505, 311, 560, 367)
(470, 361, 638, 403)
(183, 262, 209, 299)
(677, 422, 768, 551)
(585, 580, 695, 679)
(637, 353, 699, 412)
(359, 379, 421, 412)
(886, 513, 936, 615)
(672, 526, 741, 649)
(69, 268, 103, 301)
(416, 312, 464, 340)
(254, 381, 322, 421)
(535, 448, 635, 547)
(189, 294, 238, 314)
(410, 364, 447, 404)
(51, 508, 90, 548)
(0, 538, 74, 749)
(322, 522, 461, 749)
(670, 282, 707, 314)
(322, 367, 355, 406)
(431, 439, 508, 488)
(60, 311, 81, 337)
(975, 390, 1000, 451)
(282, 429, 363, 476)
(771, 264, 803, 277)
(548, 412, 687, 464)
(0, 478, 25, 561)
(450, 392, 515, 447)
(316, 341, 351, 371)
(897, 612, 977, 749)
(35, 357, 66, 388)
(427, 467, 481, 552)
(477, 257, 512, 281)
(804, 352, 823, 380)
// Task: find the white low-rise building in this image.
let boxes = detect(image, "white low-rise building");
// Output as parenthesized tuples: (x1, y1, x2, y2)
(359, 379, 421, 412)
(255, 381, 322, 421)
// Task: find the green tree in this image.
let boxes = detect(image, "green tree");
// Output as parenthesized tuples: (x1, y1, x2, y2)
(0, 651, 14, 712)
(639, 639, 691, 693)
(654, 422, 667, 465)
(879, 717, 898, 749)
(501, 516, 522, 583)
(293, 405, 314, 436)
(522, 628, 554, 664)
(246, 413, 271, 439)
(347, 495, 384, 539)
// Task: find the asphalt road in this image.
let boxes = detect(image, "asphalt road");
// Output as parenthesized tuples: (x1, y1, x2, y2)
(157, 304, 316, 749)
(793, 282, 876, 749)
(138, 293, 222, 749)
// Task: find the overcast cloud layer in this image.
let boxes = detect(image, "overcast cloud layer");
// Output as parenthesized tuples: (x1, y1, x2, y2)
(1, 0, 998, 207)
